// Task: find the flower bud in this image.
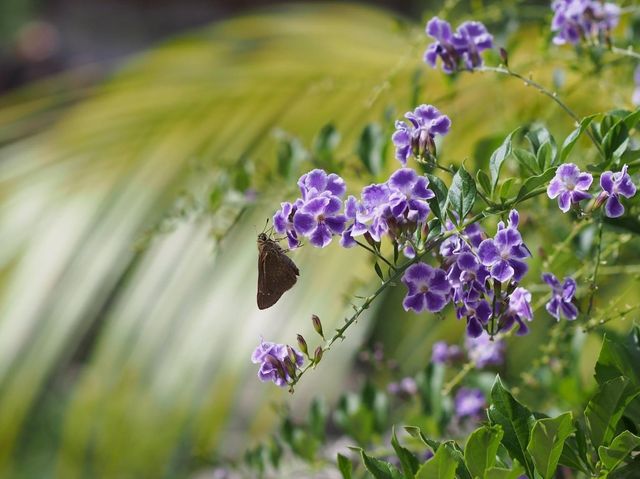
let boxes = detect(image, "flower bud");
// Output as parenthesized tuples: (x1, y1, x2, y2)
(296, 334, 308, 356)
(499, 47, 509, 67)
(313, 346, 324, 364)
(282, 356, 297, 379)
(312, 314, 324, 338)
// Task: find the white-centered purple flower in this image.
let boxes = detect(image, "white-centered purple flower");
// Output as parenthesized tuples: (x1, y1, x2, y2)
(457, 299, 492, 338)
(465, 331, 505, 368)
(551, 0, 620, 46)
(598, 165, 637, 218)
(401, 262, 451, 313)
(501, 287, 534, 335)
(293, 195, 347, 248)
(297, 168, 346, 202)
(251, 339, 304, 387)
(424, 17, 493, 74)
(547, 163, 593, 213)
(273, 201, 300, 249)
(387, 168, 435, 223)
(392, 104, 451, 165)
(478, 226, 530, 283)
(543, 273, 578, 321)
(454, 387, 486, 418)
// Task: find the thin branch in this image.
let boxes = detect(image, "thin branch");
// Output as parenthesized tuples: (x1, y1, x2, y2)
(354, 239, 396, 271)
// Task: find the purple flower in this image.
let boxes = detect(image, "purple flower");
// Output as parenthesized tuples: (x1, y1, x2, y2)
(297, 169, 346, 202)
(465, 331, 505, 368)
(598, 165, 637, 218)
(392, 104, 451, 165)
(457, 299, 492, 337)
(551, 0, 620, 46)
(501, 287, 534, 335)
(455, 21, 494, 70)
(401, 263, 451, 313)
(273, 201, 300, 249)
(388, 377, 418, 397)
(251, 339, 304, 387)
(431, 341, 462, 364)
(454, 387, 486, 418)
(547, 163, 593, 212)
(478, 226, 530, 283)
(293, 195, 347, 248)
(543, 273, 578, 321)
(424, 17, 493, 73)
(387, 168, 435, 223)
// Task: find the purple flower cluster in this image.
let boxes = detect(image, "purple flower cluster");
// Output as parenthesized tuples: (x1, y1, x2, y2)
(432, 331, 505, 368)
(251, 339, 304, 387)
(551, 0, 620, 45)
(543, 273, 578, 321)
(454, 387, 486, 418)
(273, 169, 347, 249)
(431, 341, 462, 364)
(391, 104, 451, 165)
(424, 17, 493, 74)
(402, 210, 534, 338)
(547, 163, 636, 217)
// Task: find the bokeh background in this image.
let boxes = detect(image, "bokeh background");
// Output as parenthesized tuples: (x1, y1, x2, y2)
(1, 0, 638, 477)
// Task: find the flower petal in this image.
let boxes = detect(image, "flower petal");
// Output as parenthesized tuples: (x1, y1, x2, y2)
(478, 239, 500, 265)
(403, 293, 427, 313)
(605, 195, 624, 218)
(491, 260, 514, 282)
(293, 212, 315, 234)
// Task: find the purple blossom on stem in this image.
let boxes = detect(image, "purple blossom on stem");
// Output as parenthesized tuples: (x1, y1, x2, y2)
(478, 226, 530, 283)
(297, 168, 346, 201)
(273, 201, 300, 249)
(501, 287, 534, 335)
(598, 165, 637, 218)
(431, 341, 462, 364)
(547, 163, 593, 213)
(387, 168, 435, 224)
(424, 17, 493, 73)
(551, 0, 620, 45)
(392, 104, 451, 165)
(251, 339, 304, 387)
(293, 195, 347, 248)
(543, 273, 578, 321)
(457, 299, 492, 338)
(454, 387, 486, 418)
(401, 262, 451, 313)
(465, 331, 505, 368)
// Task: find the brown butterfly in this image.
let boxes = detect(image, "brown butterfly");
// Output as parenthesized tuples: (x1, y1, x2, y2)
(257, 233, 300, 309)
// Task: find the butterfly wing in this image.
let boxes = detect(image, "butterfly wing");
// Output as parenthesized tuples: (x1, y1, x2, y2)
(257, 240, 300, 310)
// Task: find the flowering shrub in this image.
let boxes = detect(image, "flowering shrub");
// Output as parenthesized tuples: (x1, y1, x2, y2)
(242, 2, 640, 478)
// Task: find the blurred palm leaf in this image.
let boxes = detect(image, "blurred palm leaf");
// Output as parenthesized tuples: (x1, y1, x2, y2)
(0, 2, 630, 477)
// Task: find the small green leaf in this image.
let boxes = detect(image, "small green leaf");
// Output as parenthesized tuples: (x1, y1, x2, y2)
(558, 421, 592, 474)
(536, 142, 554, 171)
(623, 108, 640, 130)
(447, 165, 477, 222)
(337, 453, 353, 479)
(512, 148, 539, 175)
(585, 376, 640, 449)
(598, 430, 640, 472)
(484, 465, 526, 479)
(391, 427, 420, 478)
(358, 448, 403, 479)
(602, 120, 630, 166)
(595, 329, 640, 387)
(357, 123, 386, 176)
(525, 127, 556, 159)
(404, 426, 441, 450)
(489, 130, 517, 193)
(426, 173, 448, 221)
(415, 442, 458, 479)
(374, 262, 384, 280)
(313, 123, 340, 167)
(526, 412, 574, 479)
(464, 424, 504, 479)
(516, 167, 556, 202)
(487, 376, 535, 479)
(476, 169, 492, 197)
(499, 177, 517, 201)
(560, 116, 596, 163)
(427, 218, 442, 241)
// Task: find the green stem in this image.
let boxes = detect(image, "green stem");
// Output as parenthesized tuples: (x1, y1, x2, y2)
(478, 66, 604, 157)
(587, 219, 604, 317)
(611, 45, 640, 61)
(354, 240, 396, 271)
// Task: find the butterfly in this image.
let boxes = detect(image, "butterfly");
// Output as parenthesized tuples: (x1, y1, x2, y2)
(256, 232, 300, 309)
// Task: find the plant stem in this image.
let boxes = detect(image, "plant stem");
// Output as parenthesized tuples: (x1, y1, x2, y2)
(586, 218, 604, 317)
(354, 240, 396, 271)
(611, 45, 640, 61)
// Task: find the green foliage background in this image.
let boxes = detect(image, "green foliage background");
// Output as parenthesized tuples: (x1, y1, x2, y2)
(0, 2, 638, 477)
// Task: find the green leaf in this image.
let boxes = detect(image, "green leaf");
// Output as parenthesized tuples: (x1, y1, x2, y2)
(512, 148, 539, 175)
(447, 165, 477, 222)
(558, 421, 592, 474)
(560, 116, 596, 163)
(308, 397, 327, 440)
(598, 430, 640, 472)
(526, 412, 574, 479)
(404, 426, 441, 450)
(489, 130, 517, 193)
(525, 127, 557, 160)
(602, 120, 630, 166)
(487, 376, 535, 478)
(499, 177, 517, 201)
(623, 108, 640, 130)
(516, 167, 556, 202)
(357, 448, 403, 479)
(484, 466, 526, 479)
(536, 141, 554, 171)
(374, 262, 384, 280)
(595, 329, 640, 387)
(391, 427, 420, 478)
(476, 169, 492, 197)
(415, 442, 458, 479)
(357, 123, 386, 176)
(337, 453, 353, 479)
(585, 376, 640, 449)
(313, 123, 340, 168)
(426, 173, 448, 221)
(464, 424, 503, 479)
